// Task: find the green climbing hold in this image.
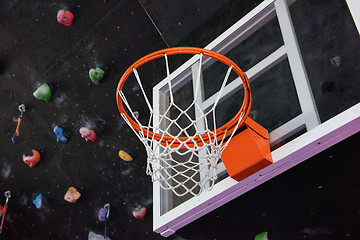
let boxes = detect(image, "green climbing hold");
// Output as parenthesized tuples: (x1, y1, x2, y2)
(89, 67, 105, 84)
(33, 83, 51, 102)
(254, 232, 268, 240)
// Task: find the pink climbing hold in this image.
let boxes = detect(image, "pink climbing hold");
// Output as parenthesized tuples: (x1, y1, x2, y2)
(132, 207, 146, 219)
(23, 149, 41, 168)
(57, 10, 74, 26)
(79, 127, 97, 142)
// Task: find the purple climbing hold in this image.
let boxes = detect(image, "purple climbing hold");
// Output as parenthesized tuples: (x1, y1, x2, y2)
(98, 203, 110, 222)
(54, 126, 68, 143)
(98, 207, 106, 222)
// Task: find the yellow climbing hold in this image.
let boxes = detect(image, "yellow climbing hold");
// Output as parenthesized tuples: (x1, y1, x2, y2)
(118, 150, 133, 162)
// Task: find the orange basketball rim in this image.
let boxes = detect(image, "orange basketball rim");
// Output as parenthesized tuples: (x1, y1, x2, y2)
(116, 47, 252, 148)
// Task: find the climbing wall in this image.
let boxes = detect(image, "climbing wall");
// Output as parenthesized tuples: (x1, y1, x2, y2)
(0, 0, 230, 239)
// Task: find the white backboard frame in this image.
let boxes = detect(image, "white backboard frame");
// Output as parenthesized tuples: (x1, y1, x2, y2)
(152, 0, 360, 236)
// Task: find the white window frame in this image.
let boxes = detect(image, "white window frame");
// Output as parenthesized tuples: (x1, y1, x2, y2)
(346, 0, 360, 35)
(152, 0, 360, 237)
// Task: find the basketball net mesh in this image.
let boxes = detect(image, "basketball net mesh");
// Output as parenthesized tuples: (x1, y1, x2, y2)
(118, 53, 245, 196)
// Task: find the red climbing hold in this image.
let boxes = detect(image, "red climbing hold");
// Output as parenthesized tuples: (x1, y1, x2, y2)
(23, 150, 41, 168)
(132, 207, 146, 219)
(79, 127, 98, 142)
(57, 10, 74, 26)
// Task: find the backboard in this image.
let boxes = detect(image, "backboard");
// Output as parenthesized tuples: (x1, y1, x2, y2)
(148, 0, 360, 236)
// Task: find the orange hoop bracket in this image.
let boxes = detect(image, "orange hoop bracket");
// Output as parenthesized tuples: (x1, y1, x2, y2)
(116, 47, 252, 148)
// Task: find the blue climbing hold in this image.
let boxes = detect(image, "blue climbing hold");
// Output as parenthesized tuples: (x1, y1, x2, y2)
(88, 231, 111, 240)
(53, 126, 68, 143)
(32, 193, 42, 209)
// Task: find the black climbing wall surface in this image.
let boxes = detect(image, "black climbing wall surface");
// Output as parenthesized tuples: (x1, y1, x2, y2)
(0, 0, 230, 239)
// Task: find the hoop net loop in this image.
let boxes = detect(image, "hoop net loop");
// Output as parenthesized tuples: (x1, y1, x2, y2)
(116, 47, 251, 196)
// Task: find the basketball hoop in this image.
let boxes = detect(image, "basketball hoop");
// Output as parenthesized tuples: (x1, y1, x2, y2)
(116, 47, 253, 196)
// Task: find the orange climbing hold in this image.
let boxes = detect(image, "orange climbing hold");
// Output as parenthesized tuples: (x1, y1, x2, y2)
(22, 150, 41, 168)
(64, 187, 81, 203)
(118, 150, 133, 162)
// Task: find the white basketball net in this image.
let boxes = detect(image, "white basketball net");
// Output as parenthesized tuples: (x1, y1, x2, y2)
(118, 53, 245, 196)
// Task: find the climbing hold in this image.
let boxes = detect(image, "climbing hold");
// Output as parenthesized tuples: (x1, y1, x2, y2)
(33, 83, 51, 102)
(57, 10, 74, 26)
(88, 231, 111, 240)
(118, 150, 133, 162)
(330, 56, 341, 68)
(23, 150, 40, 168)
(132, 207, 146, 219)
(89, 68, 105, 84)
(4, 191, 10, 200)
(98, 203, 110, 222)
(32, 193, 42, 209)
(134, 111, 139, 119)
(79, 127, 97, 142)
(64, 187, 81, 203)
(98, 208, 106, 222)
(11, 104, 26, 144)
(255, 232, 268, 240)
(0, 204, 3, 218)
(53, 126, 68, 143)
(0, 191, 10, 234)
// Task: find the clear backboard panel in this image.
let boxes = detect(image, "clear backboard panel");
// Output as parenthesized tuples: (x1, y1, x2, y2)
(152, 0, 360, 236)
(289, 0, 360, 122)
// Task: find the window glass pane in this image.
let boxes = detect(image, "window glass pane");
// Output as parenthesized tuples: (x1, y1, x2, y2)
(289, 0, 360, 122)
(202, 16, 283, 99)
(250, 59, 301, 132)
(207, 59, 302, 133)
